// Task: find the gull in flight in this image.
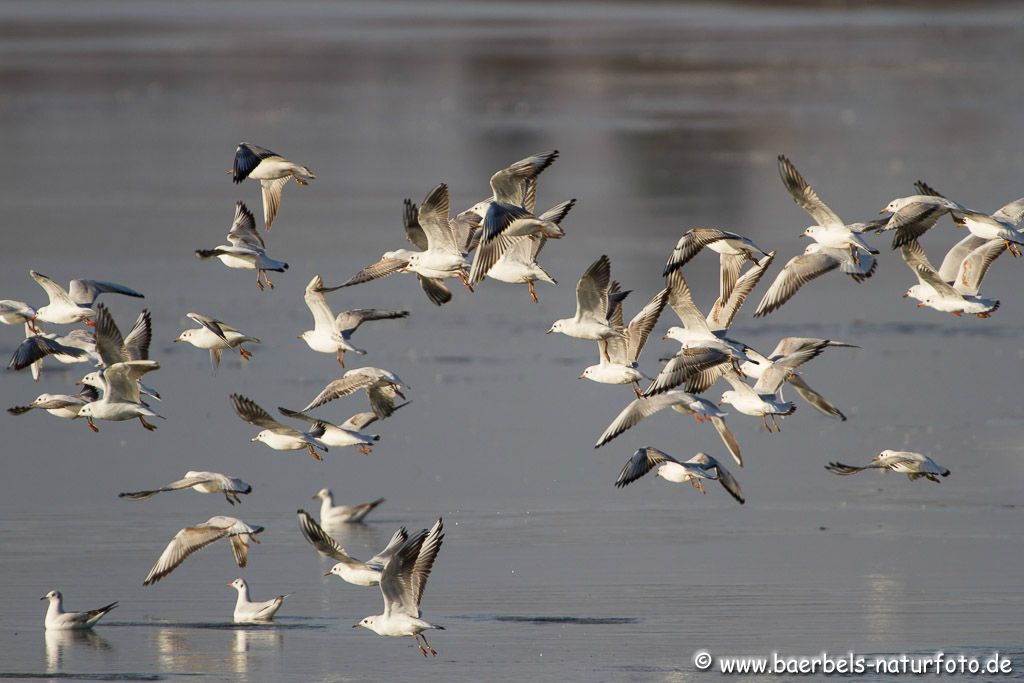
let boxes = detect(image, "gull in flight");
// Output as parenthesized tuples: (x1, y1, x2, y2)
(77, 304, 160, 403)
(579, 285, 667, 396)
(299, 274, 409, 367)
(29, 270, 143, 326)
(228, 578, 290, 623)
(41, 591, 117, 631)
(777, 155, 880, 263)
(467, 150, 566, 285)
(826, 450, 950, 482)
(877, 187, 965, 249)
(719, 367, 796, 433)
(898, 239, 1002, 318)
(230, 394, 328, 461)
(662, 228, 771, 303)
(754, 242, 876, 317)
(119, 471, 253, 505)
(595, 390, 743, 466)
(231, 142, 315, 231)
(312, 490, 385, 524)
(278, 407, 393, 454)
(0, 300, 38, 331)
(297, 510, 407, 586)
(402, 184, 474, 292)
(196, 201, 289, 290)
(740, 337, 857, 421)
(302, 367, 408, 419)
(8, 385, 98, 420)
(8, 330, 91, 373)
(614, 448, 744, 504)
(547, 255, 625, 350)
(354, 518, 445, 657)
(143, 516, 263, 586)
(175, 312, 260, 372)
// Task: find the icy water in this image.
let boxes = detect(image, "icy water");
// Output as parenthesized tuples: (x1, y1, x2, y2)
(1, 1, 1023, 681)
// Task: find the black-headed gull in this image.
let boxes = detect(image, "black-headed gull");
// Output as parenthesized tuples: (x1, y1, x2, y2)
(547, 255, 624, 348)
(278, 406, 396, 454)
(119, 471, 253, 505)
(175, 312, 260, 372)
(76, 360, 162, 432)
(230, 394, 328, 461)
(143, 516, 263, 586)
(580, 285, 667, 396)
(754, 243, 876, 317)
(826, 450, 950, 482)
(899, 239, 1002, 317)
(7, 386, 98, 420)
(486, 195, 574, 302)
(29, 270, 143, 326)
(195, 201, 289, 290)
(302, 367, 407, 419)
(228, 578, 290, 623)
(403, 184, 473, 291)
(662, 227, 770, 303)
(297, 510, 406, 586)
(232, 142, 315, 231)
(719, 367, 796, 433)
(312, 490, 384, 523)
(0, 299, 37, 331)
(41, 591, 117, 630)
(353, 518, 445, 657)
(614, 448, 744, 504)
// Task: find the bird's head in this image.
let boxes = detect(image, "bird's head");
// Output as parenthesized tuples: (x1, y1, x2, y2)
(579, 366, 598, 380)
(719, 391, 736, 407)
(546, 320, 565, 335)
(40, 590, 60, 602)
(313, 488, 330, 501)
(353, 616, 375, 629)
(174, 330, 194, 343)
(663, 326, 686, 343)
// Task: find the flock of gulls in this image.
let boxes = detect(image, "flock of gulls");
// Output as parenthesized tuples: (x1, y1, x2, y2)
(7, 143, 1022, 658)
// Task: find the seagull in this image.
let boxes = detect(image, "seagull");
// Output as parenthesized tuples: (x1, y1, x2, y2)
(595, 390, 743, 466)
(302, 367, 407, 419)
(0, 300, 38, 331)
(777, 155, 880, 263)
(614, 448, 744, 504)
(232, 142, 315, 231)
(30, 270, 143, 326)
(175, 312, 261, 372)
(230, 394, 328, 461)
(299, 274, 409, 367)
(547, 255, 623, 347)
(662, 228, 771, 303)
(143, 516, 263, 586)
(402, 184, 473, 291)
(312, 490, 385, 524)
(278, 407, 392, 454)
(898, 239, 1001, 318)
(486, 195, 574, 302)
(228, 578, 290, 623)
(719, 367, 796, 433)
(119, 471, 253, 505)
(740, 337, 857, 421)
(826, 450, 950, 482)
(467, 150, 566, 285)
(40, 591, 117, 631)
(297, 509, 407, 586)
(195, 201, 289, 290)
(87, 304, 160, 399)
(354, 518, 445, 657)
(76, 360, 162, 432)
(878, 192, 965, 249)
(8, 386, 98, 419)
(754, 242, 876, 317)
(7, 332, 90, 372)
(580, 286, 667, 396)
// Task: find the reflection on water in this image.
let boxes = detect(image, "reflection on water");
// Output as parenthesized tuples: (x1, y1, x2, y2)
(44, 628, 112, 673)
(232, 627, 284, 675)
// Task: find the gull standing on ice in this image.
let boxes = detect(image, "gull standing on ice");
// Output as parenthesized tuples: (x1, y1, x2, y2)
(119, 471, 253, 505)
(302, 367, 408, 419)
(8, 386, 98, 420)
(579, 286, 667, 395)
(232, 142, 315, 231)
(195, 201, 289, 290)
(546, 255, 624, 349)
(41, 591, 117, 631)
(662, 228, 770, 302)
(228, 578, 290, 623)
(297, 510, 407, 586)
(312, 490, 385, 524)
(898, 239, 1002, 318)
(175, 312, 260, 372)
(230, 394, 328, 461)
(299, 274, 408, 367)
(278, 406, 396, 454)
(718, 367, 796, 433)
(754, 242, 876, 317)
(826, 450, 950, 482)
(614, 448, 744, 504)
(29, 270, 143, 326)
(353, 518, 446, 657)
(143, 516, 264, 586)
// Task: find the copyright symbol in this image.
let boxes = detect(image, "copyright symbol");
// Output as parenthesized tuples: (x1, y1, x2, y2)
(694, 650, 713, 671)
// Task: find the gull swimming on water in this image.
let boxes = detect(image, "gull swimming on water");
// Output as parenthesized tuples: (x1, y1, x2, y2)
(594, 390, 743, 466)
(353, 518, 445, 657)
(8, 386, 98, 420)
(299, 274, 409, 367)
(547, 255, 624, 349)
(898, 239, 1002, 318)
(41, 591, 117, 631)
(119, 471, 253, 505)
(29, 270, 144, 326)
(826, 450, 950, 482)
(195, 201, 289, 290)
(662, 227, 771, 303)
(719, 367, 796, 433)
(232, 142, 315, 231)
(297, 510, 407, 587)
(580, 285, 667, 395)
(312, 490, 385, 524)
(228, 578, 290, 623)
(754, 242, 876, 317)
(175, 312, 260, 372)
(302, 367, 407, 419)
(614, 448, 744, 504)
(230, 394, 328, 461)
(143, 516, 263, 586)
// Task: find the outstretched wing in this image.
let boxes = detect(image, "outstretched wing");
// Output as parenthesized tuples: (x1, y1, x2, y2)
(777, 155, 844, 228)
(614, 447, 677, 488)
(296, 509, 352, 561)
(143, 524, 229, 585)
(230, 393, 286, 431)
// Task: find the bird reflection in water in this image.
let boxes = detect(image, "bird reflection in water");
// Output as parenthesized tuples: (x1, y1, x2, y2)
(45, 628, 111, 673)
